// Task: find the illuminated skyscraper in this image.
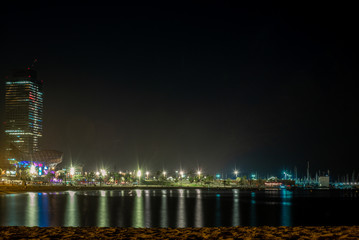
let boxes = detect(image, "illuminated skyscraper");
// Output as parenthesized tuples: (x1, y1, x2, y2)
(4, 67, 43, 164)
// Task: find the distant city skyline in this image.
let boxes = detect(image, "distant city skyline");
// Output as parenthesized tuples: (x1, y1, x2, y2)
(0, 2, 357, 175)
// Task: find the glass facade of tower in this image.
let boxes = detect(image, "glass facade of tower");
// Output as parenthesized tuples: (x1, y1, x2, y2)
(4, 68, 43, 164)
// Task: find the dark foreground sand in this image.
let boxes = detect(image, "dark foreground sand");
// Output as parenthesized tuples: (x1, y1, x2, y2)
(1, 226, 359, 239)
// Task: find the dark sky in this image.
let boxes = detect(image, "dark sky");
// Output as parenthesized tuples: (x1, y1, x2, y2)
(1, 2, 357, 177)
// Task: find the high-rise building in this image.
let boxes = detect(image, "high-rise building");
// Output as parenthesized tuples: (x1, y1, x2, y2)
(4, 67, 43, 164)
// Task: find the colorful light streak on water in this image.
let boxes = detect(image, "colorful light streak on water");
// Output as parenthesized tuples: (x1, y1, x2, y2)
(0, 189, 358, 227)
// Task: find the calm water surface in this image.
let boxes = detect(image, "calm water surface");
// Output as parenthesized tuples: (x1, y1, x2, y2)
(0, 189, 358, 227)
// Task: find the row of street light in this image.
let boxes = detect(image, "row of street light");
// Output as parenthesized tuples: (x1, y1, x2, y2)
(134, 170, 204, 180)
(92, 169, 241, 180)
(27, 164, 241, 180)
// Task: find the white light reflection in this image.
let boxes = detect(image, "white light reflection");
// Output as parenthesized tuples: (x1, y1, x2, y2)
(117, 190, 125, 226)
(6, 194, 23, 226)
(97, 190, 109, 227)
(133, 190, 144, 228)
(177, 189, 186, 228)
(64, 191, 79, 226)
(144, 190, 151, 227)
(25, 193, 38, 226)
(179, 189, 184, 198)
(160, 190, 168, 227)
(232, 189, 240, 226)
(194, 189, 203, 227)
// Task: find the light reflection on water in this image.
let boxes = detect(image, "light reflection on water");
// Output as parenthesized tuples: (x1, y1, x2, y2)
(160, 190, 167, 227)
(194, 189, 203, 227)
(177, 189, 186, 228)
(133, 190, 144, 228)
(97, 190, 108, 227)
(144, 190, 151, 228)
(0, 189, 357, 227)
(65, 191, 78, 226)
(232, 189, 240, 226)
(250, 191, 257, 226)
(26, 193, 37, 226)
(7, 194, 20, 226)
(215, 193, 221, 226)
(281, 189, 293, 226)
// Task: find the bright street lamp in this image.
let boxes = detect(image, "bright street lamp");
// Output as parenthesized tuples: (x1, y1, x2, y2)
(30, 165, 36, 175)
(146, 171, 149, 179)
(100, 169, 106, 176)
(70, 167, 75, 176)
(283, 171, 292, 180)
(137, 170, 142, 178)
(234, 170, 239, 178)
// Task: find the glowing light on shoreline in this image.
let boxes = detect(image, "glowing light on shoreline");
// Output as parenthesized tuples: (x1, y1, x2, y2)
(30, 165, 36, 175)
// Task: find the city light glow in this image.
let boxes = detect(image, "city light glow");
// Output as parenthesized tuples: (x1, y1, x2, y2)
(30, 165, 36, 175)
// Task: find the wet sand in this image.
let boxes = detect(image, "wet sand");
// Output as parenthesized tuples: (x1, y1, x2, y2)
(1, 226, 359, 239)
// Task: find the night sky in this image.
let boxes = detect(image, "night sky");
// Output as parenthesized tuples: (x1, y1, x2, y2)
(1, 2, 357, 176)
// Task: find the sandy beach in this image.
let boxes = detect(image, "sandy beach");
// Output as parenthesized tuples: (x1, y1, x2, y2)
(1, 226, 359, 239)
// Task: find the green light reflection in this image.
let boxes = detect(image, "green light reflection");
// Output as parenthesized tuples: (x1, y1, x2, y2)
(97, 190, 109, 227)
(250, 192, 257, 226)
(132, 190, 144, 228)
(144, 190, 151, 227)
(64, 191, 79, 226)
(160, 190, 168, 227)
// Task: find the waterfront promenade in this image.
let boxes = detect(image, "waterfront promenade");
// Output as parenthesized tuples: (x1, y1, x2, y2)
(0, 185, 264, 194)
(0, 184, 255, 194)
(1, 184, 358, 194)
